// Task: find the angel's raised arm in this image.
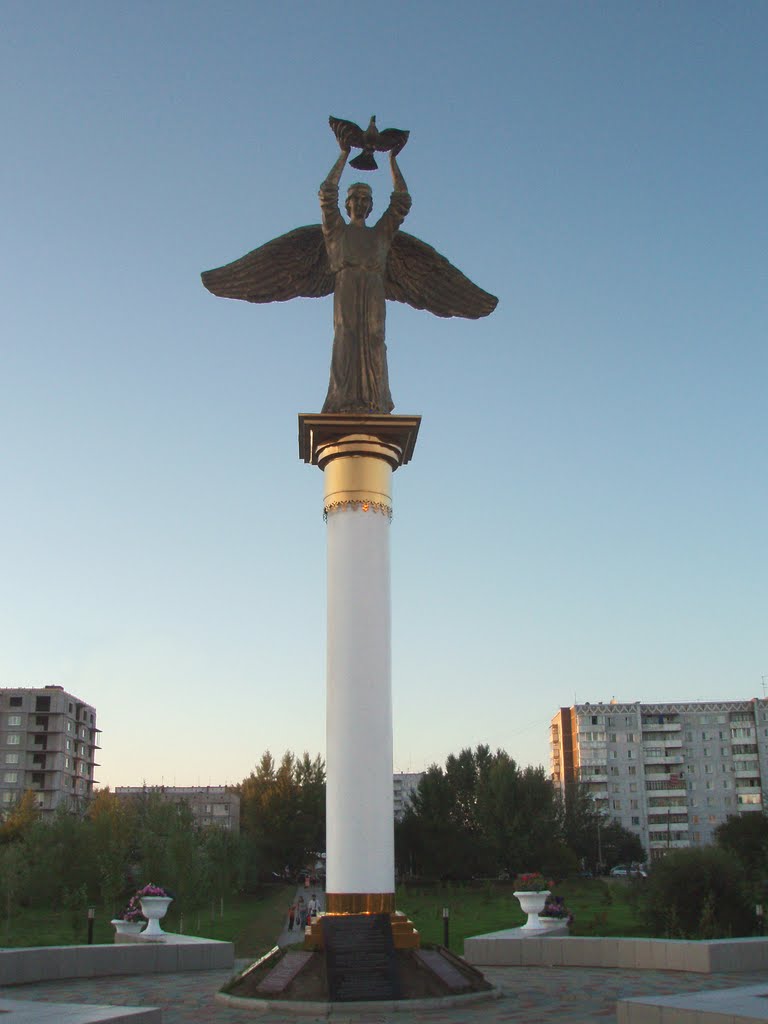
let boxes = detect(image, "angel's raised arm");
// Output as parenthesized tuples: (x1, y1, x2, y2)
(319, 150, 348, 232)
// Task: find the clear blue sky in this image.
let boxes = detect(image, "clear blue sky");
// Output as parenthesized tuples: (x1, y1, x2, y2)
(1, 2, 765, 788)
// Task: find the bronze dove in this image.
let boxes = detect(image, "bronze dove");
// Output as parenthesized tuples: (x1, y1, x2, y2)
(329, 114, 409, 171)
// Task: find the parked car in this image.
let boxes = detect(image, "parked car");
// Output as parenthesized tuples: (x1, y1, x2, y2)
(609, 864, 647, 878)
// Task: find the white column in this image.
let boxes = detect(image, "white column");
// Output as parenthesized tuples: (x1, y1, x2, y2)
(325, 503, 394, 897)
(298, 415, 420, 917)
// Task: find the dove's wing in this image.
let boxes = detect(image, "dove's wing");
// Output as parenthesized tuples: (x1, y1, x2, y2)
(329, 116, 365, 150)
(385, 232, 498, 319)
(201, 225, 333, 304)
(374, 128, 410, 154)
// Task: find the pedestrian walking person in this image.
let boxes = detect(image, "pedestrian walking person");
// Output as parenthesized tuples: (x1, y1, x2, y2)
(288, 901, 296, 931)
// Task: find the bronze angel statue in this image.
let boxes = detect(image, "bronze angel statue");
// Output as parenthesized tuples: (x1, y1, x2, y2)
(201, 128, 497, 414)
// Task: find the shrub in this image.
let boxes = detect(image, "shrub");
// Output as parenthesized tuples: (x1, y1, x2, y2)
(644, 847, 755, 938)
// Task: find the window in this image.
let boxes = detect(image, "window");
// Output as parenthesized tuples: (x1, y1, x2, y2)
(9, 697, 22, 707)
(627, 750, 633, 759)
(631, 816, 640, 825)
(703, 748, 709, 758)
(3, 772, 18, 783)
(630, 799, 639, 809)
(628, 766, 637, 775)
(613, 800, 621, 810)
(685, 732, 693, 742)
(705, 765, 712, 774)
(65, 757, 70, 768)
(4, 754, 19, 765)
(612, 784, 621, 794)
(630, 783, 638, 792)
(2, 793, 13, 804)
(66, 722, 72, 732)
(609, 733, 617, 743)
(7, 715, 21, 726)
(626, 732, 635, 742)
(6, 735, 20, 745)
(66, 740, 71, 750)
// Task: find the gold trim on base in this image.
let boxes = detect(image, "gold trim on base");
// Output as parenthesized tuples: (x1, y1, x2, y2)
(303, 908, 420, 950)
(325, 892, 395, 915)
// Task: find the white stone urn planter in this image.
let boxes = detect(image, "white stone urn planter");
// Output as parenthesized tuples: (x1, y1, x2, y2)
(111, 919, 145, 936)
(139, 896, 173, 939)
(514, 889, 551, 931)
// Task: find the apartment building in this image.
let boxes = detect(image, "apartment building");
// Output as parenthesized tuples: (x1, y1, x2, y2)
(393, 772, 423, 820)
(550, 698, 768, 860)
(0, 685, 99, 814)
(114, 785, 240, 831)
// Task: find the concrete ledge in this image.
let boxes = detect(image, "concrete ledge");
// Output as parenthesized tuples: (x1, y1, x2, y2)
(0, 997, 161, 1023)
(0, 934, 234, 986)
(464, 933, 768, 973)
(618, 982, 768, 1024)
(215, 986, 503, 1014)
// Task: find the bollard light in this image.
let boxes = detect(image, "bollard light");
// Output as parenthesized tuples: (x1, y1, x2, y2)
(87, 907, 95, 945)
(442, 906, 450, 948)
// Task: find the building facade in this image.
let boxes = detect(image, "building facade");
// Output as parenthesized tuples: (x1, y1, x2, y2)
(114, 785, 240, 831)
(550, 699, 768, 860)
(0, 685, 99, 815)
(393, 772, 423, 820)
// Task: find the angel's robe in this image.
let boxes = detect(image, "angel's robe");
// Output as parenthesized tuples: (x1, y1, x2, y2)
(319, 182, 412, 414)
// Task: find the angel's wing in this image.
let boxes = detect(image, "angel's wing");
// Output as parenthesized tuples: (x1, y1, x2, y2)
(201, 225, 333, 304)
(385, 232, 498, 319)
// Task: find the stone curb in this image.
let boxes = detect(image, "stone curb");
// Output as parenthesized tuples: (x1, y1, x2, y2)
(215, 985, 503, 1014)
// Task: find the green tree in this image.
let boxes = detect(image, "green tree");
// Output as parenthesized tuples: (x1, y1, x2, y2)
(715, 812, 768, 882)
(0, 841, 30, 942)
(88, 789, 136, 916)
(0, 790, 40, 844)
(396, 746, 563, 880)
(239, 750, 326, 879)
(644, 846, 754, 938)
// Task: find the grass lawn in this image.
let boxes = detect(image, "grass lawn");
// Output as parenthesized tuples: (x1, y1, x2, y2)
(396, 878, 650, 953)
(1, 880, 650, 957)
(1, 885, 294, 958)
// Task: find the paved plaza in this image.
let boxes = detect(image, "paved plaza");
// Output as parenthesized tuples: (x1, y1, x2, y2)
(2, 961, 768, 1023)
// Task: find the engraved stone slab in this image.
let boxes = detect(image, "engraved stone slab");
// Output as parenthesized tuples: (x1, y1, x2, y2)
(322, 913, 401, 1002)
(414, 948, 471, 993)
(257, 951, 313, 994)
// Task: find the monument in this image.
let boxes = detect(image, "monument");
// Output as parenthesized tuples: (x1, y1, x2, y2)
(202, 115, 497, 947)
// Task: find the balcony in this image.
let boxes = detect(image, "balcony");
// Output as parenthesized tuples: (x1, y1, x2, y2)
(735, 769, 762, 779)
(644, 755, 684, 766)
(648, 838, 691, 849)
(641, 722, 682, 733)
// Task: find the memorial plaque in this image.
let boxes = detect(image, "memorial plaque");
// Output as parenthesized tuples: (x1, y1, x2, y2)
(322, 913, 401, 1002)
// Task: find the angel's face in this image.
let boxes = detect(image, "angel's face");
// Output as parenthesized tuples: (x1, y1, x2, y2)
(346, 189, 373, 224)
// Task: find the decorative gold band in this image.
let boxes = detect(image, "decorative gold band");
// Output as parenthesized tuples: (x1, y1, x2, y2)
(324, 499, 392, 522)
(325, 892, 396, 914)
